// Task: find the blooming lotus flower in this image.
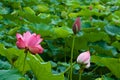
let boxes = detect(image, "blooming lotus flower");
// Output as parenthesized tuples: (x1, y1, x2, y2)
(16, 31, 43, 54)
(77, 51, 90, 68)
(72, 17, 81, 34)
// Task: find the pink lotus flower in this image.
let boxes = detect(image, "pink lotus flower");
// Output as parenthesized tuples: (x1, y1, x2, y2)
(72, 17, 81, 34)
(77, 51, 90, 68)
(16, 31, 44, 54)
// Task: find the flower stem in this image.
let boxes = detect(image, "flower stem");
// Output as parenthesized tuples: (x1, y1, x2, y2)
(79, 67, 84, 80)
(22, 51, 28, 74)
(62, 62, 76, 74)
(70, 35, 75, 80)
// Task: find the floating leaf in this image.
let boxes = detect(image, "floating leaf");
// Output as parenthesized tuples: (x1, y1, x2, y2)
(8, 27, 20, 35)
(0, 44, 30, 74)
(112, 41, 120, 51)
(105, 25, 120, 36)
(91, 55, 120, 78)
(53, 26, 73, 38)
(35, 4, 49, 12)
(28, 23, 54, 38)
(23, 7, 35, 15)
(0, 69, 25, 80)
(27, 53, 64, 80)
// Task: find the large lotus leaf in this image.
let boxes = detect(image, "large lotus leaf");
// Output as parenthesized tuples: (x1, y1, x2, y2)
(27, 53, 64, 80)
(28, 23, 54, 38)
(91, 55, 120, 78)
(18, 11, 51, 24)
(35, 4, 49, 12)
(0, 44, 30, 74)
(66, 31, 110, 52)
(112, 41, 120, 51)
(23, 7, 35, 15)
(53, 26, 73, 38)
(0, 69, 25, 80)
(83, 32, 110, 43)
(105, 25, 120, 36)
(0, 60, 11, 69)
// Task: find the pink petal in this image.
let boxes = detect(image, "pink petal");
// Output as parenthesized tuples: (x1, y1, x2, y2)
(29, 45, 44, 54)
(36, 35, 43, 44)
(77, 51, 90, 64)
(16, 33, 23, 40)
(28, 34, 43, 47)
(23, 31, 31, 38)
(23, 31, 33, 45)
(16, 38, 26, 49)
(84, 58, 90, 64)
(85, 62, 90, 68)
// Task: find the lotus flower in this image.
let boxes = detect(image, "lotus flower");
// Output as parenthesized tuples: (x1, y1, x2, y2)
(77, 51, 90, 68)
(16, 31, 43, 54)
(72, 17, 81, 34)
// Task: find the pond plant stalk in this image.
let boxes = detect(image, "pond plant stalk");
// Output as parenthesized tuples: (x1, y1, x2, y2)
(70, 17, 81, 80)
(22, 50, 28, 74)
(79, 66, 84, 80)
(70, 35, 75, 80)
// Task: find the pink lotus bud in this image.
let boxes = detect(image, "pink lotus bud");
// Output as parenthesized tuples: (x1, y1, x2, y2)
(72, 17, 81, 34)
(77, 51, 90, 68)
(16, 31, 44, 54)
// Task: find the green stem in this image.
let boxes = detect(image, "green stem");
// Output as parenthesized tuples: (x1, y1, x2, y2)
(64, 38, 67, 62)
(70, 35, 75, 80)
(91, 66, 99, 73)
(79, 67, 84, 80)
(62, 62, 76, 74)
(64, 52, 66, 62)
(22, 51, 28, 74)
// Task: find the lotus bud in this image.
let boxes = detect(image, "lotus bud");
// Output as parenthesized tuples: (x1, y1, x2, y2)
(72, 17, 81, 34)
(77, 51, 90, 68)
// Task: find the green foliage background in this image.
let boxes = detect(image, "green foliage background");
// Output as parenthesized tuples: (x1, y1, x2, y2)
(0, 0, 120, 80)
